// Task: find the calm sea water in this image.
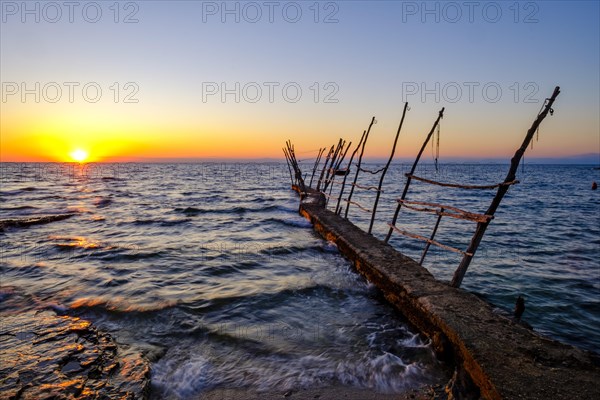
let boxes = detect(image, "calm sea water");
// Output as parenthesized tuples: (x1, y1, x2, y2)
(1, 162, 598, 397)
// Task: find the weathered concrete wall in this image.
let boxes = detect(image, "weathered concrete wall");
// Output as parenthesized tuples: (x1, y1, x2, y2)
(294, 186, 600, 400)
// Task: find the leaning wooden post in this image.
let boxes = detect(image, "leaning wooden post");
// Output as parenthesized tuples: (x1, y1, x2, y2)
(368, 103, 409, 234)
(326, 141, 352, 206)
(325, 139, 344, 188)
(316, 146, 334, 191)
(287, 141, 306, 193)
(450, 86, 560, 287)
(309, 147, 325, 188)
(420, 208, 444, 265)
(384, 108, 445, 242)
(345, 117, 376, 218)
(335, 132, 366, 215)
(284, 144, 297, 186)
(282, 147, 294, 186)
(328, 140, 349, 187)
(323, 139, 345, 192)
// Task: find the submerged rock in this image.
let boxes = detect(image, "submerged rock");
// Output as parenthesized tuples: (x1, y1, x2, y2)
(0, 310, 150, 399)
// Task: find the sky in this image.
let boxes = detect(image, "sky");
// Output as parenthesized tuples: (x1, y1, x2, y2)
(1, 0, 599, 162)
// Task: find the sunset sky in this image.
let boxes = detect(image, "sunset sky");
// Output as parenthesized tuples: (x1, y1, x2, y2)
(1, 1, 598, 162)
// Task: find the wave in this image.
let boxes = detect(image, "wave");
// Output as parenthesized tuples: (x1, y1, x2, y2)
(48, 236, 159, 261)
(0, 205, 38, 211)
(98, 249, 166, 261)
(130, 218, 191, 226)
(151, 344, 432, 398)
(263, 217, 312, 229)
(173, 204, 295, 216)
(69, 296, 178, 314)
(182, 283, 356, 316)
(94, 197, 113, 208)
(50, 235, 105, 250)
(174, 207, 208, 215)
(0, 187, 38, 196)
(259, 244, 318, 255)
(0, 214, 74, 230)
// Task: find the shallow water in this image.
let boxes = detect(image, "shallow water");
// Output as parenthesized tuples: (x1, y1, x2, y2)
(1, 162, 449, 399)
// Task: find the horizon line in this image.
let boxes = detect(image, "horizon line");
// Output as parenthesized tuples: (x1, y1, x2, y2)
(1, 153, 599, 164)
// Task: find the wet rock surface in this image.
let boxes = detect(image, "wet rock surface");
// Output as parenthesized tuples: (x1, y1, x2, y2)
(0, 309, 150, 399)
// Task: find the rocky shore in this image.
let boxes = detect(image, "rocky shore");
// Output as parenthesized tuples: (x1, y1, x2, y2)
(0, 308, 150, 399)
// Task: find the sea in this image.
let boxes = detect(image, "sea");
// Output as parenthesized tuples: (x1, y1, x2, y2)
(1, 161, 598, 398)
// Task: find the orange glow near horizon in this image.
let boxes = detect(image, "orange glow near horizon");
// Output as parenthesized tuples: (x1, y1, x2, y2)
(1, 98, 598, 163)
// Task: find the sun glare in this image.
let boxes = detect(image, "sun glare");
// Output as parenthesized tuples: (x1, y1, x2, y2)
(70, 149, 89, 163)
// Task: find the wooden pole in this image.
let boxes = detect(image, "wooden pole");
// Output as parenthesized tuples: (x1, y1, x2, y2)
(326, 141, 352, 206)
(384, 108, 445, 242)
(316, 146, 334, 191)
(309, 148, 325, 188)
(282, 147, 294, 185)
(368, 102, 409, 234)
(345, 117, 376, 218)
(450, 86, 560, 287)
(420, 208, 444, 265)
(335, 131, 366, 214)
(286, 141, 306, 193)
(323, 139, 345, 192)
(332, 141, 352, 179)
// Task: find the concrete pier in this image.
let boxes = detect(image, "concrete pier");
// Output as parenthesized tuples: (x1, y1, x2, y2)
(295, 186, 599, 400)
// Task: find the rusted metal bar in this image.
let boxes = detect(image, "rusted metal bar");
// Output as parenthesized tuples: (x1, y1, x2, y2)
(335, 131, 366, 215)
(406, 174, 520, 190)
(369, 102, 409, 234)
(387, 223, 472, 256)
(451, 86, 560, 288)
(420, 209, 444, 265)
(384, 108, 445, 243)
(345, 117, 376, 218)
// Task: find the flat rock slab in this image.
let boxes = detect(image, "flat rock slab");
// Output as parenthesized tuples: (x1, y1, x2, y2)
(0, 309, 150, 399)
(297, 187, 600, 400)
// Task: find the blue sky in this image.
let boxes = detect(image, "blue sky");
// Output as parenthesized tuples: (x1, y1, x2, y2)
(1, 1, 599, 160)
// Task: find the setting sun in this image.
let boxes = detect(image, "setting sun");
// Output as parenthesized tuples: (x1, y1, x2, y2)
(70, 149, 89, 163)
